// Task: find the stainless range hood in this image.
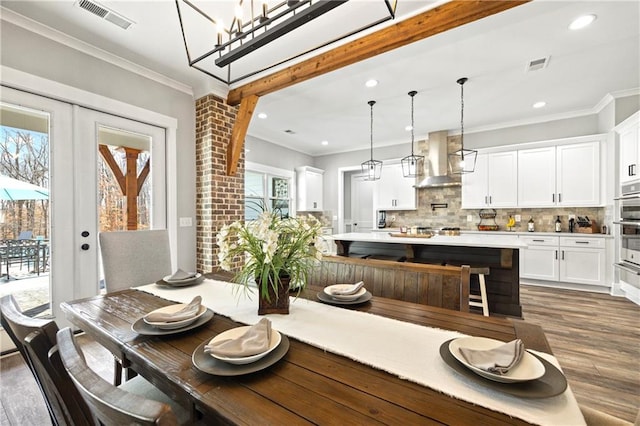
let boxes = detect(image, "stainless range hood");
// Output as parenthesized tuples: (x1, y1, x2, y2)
(414, 131, 461, 188)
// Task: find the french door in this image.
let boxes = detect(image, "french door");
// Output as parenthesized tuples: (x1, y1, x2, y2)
(0, 86, 166, 346)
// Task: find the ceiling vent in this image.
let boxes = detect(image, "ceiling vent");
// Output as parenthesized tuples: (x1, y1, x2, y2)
(284, 129, 296, 134)
(76, 0, 135, 30)
(526, 56, 550, 72)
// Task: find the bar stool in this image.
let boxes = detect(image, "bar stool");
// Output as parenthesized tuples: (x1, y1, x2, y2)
(446, 263, 490, 316)
(468, 267, 490, 317)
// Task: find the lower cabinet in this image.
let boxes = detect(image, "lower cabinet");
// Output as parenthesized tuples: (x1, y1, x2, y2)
(520, 235, 605, 286)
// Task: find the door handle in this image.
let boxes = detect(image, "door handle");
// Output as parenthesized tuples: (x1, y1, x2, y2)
(81, 244, 90, 251)
(81, 231, 90, 237)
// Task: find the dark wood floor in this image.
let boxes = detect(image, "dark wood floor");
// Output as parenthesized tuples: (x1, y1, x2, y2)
(1, 284, 638, 425)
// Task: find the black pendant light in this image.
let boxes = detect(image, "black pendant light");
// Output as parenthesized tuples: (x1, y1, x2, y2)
(401, 90, 425, 177)
(361, 100, 383, 181)
(449, 77, 477, 174)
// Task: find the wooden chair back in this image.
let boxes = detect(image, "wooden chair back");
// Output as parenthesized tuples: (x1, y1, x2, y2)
(0, 295, 92, 426)
(56, 327, 179, 426)
(99, 230, 172, 291)
(308, 255, 470, 311)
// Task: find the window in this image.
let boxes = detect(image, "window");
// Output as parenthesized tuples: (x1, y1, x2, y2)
(245, 169, 291, 220)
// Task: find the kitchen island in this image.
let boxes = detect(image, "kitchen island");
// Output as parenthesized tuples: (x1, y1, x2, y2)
(326, 232, 527, 317)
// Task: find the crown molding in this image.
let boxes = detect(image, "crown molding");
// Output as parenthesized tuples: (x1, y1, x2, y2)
(1, 6, 194, 96)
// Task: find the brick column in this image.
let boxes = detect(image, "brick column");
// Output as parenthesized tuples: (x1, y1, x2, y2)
(195, 95, 244, 273)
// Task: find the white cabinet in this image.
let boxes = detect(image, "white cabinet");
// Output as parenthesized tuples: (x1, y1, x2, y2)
(520, 236, 559, 281)
(559, 236, 606, 286)
(520, 235, 606, 286)
(374, 163, 416, 210)
(462, 151, 517, 208)
(617, 112, 639, 184)
(296, 166, 324, 211)
(518, 141, 600, 207)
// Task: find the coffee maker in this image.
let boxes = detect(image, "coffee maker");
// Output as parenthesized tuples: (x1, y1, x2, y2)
(377, 211, 387, 229)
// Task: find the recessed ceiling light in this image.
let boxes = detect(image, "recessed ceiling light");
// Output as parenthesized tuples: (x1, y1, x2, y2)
(533, 101, 546, 109)
(321, 140, 329, 146)
(365, 79, 378, 88)
(257, 112, 267, 119)
(405, 125, 413, 131)
(569, 14, 596, 30)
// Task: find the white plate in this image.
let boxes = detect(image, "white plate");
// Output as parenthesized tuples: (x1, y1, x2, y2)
(207, 326, 282, 365)
(448, 337, 545, 383)
(143, 304, 207, 330)
(323, 284, 367, 301)
(163, 272, 201, 283)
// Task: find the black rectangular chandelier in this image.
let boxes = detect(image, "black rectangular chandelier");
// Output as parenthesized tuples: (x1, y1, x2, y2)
(176, 0, 398, 85)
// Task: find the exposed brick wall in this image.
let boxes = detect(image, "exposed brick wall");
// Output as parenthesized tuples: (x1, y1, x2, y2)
(195, 94, 244, 273)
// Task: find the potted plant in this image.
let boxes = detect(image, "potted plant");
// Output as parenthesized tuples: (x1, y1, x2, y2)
(216, 211, 323, 314)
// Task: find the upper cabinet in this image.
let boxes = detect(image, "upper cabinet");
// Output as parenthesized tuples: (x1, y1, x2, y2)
(617, 112, 639, 184)
(461, 151, 517, 209)
(518, 140, 601, 207)
(374, 163, 416, 210)
(296, 166, 324, 211)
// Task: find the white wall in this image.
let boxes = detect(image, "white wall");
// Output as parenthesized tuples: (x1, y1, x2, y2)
(0, 21, 197, 271)
(245, 135, 314, 170)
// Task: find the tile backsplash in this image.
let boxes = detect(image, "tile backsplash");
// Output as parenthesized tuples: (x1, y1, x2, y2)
(387, 186, 605, 233)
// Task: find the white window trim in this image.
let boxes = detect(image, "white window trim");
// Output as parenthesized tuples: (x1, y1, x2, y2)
(246, 161, 296, 216)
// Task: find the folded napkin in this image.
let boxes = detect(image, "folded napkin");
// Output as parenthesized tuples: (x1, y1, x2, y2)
(205, 318, 272, 358)
(167, 268, 197, 281)
(459, 339, 525, 375)
(331, 281, 365, 295)
(144, 296, 202, 323)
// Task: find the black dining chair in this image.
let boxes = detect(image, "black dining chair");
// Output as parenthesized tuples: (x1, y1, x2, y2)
(0, 294, 93, 425)
(56, 327, 180, 426)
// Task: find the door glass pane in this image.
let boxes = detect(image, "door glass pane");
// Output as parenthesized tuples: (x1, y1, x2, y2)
(0, 103, 51, 318)
(98, 126, 152, 232)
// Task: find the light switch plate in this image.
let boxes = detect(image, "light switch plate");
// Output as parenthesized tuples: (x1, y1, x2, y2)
(515, 215, 521, 223)
(467, 215, 473, 222)
(179, 217, 192, 227)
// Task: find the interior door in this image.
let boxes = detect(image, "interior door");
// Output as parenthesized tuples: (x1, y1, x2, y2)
(351, 173, 374, 233)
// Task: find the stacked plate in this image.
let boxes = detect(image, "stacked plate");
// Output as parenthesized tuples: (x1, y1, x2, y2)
(157, 272, 204, 287)
(207, 327, 282, 365)
(142, 304, 208, 330)
(317, 284, 372, 305)
(192, 326, 290, 376)
(448, 337, 545, 383)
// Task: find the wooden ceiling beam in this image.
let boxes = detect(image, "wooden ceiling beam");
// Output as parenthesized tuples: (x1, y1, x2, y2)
(227, 94, 259, 176)
(226, 0, 530, 106)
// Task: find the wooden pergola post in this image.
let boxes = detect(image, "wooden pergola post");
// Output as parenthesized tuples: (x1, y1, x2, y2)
(99, 145, 150, 230)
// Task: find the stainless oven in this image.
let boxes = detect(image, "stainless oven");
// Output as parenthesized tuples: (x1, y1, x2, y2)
(614, 180, 640, 286)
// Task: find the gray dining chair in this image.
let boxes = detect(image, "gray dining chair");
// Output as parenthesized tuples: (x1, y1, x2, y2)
(99, 229, 172, 292)
(99, 229, 173, 384)
(56, 327, 182, 426)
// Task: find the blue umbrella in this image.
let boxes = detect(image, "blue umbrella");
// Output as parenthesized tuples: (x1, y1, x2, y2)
(0, 175, 49, 201)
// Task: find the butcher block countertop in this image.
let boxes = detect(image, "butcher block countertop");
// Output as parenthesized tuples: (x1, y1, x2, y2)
(328, 232, 527, 249)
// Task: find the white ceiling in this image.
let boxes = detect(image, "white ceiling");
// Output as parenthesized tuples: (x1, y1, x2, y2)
(2, 1, 639, 156)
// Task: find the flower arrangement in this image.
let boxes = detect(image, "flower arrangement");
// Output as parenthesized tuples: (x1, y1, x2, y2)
(216, 211, 323, 304)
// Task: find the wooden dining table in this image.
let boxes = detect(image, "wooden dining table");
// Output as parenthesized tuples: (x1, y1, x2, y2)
(60, 279, 561, 425)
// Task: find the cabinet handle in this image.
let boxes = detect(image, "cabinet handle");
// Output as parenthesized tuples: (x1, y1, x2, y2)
(561, 250, 565, 260)
(532, 239, 545, 242)
(313, 202, 317, 209)
(489, 196, 492, 204)
(552, 193, 555, 202)
(555, 250, 558, 260)
(484, 196, 488, 204)
(575, 241, 590, 244)
(558, 193, 562, 203)
(631, 164, 637, 177)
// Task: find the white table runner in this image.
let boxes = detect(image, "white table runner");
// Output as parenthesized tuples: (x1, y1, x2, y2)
(136, 279, 585, 426)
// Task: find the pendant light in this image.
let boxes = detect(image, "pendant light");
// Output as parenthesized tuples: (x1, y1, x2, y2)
(401, 90, 425, 177)
(361, 100, 383, 180)
(449, 77, 477, 174)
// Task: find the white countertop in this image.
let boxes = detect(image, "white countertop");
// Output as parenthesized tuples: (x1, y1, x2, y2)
(328, 232, 527, 249)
